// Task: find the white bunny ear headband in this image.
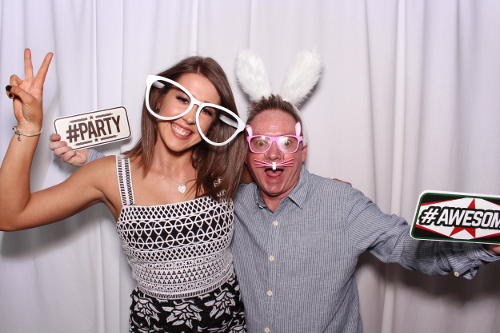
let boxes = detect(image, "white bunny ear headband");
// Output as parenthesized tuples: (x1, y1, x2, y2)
(235, 49, 322, 108)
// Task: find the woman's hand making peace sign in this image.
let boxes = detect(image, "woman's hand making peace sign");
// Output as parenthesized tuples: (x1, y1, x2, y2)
(0, 48, 118, 232)
(6, 48, 53, 134)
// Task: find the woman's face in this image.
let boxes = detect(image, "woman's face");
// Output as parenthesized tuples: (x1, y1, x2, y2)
(155, 73, 220, 153)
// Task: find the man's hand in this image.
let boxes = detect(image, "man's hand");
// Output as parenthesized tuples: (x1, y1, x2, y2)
(486, 244, 500, 255)
(49, 133, 89, 166)
(332, 178, 351, 186)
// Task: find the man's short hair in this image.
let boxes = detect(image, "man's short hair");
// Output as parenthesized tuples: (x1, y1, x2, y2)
(246, 95, 307, 144)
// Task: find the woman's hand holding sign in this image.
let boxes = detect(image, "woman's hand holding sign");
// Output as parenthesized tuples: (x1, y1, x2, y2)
(49, 133, 89, 166)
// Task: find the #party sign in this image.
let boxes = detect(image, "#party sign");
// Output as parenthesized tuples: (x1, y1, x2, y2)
(411, 191, 500, 245)
(54, 106, 131, 149)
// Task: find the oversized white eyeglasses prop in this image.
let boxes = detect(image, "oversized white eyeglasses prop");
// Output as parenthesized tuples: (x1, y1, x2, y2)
(145, 75, 245, 146)
(246, 122, 303, 171)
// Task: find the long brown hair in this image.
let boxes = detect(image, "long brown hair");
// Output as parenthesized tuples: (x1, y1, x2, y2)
(126, 56, 246, 201)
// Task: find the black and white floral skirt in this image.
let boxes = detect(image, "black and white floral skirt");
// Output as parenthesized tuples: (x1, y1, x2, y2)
(129, 275, 246, 332)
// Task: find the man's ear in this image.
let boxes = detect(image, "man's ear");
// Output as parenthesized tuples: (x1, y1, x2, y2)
(241, 165, 254, 184)
(301, 144, 308, 163)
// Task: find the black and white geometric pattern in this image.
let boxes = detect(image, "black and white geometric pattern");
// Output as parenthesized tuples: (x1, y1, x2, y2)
(115, 156, 236, 300)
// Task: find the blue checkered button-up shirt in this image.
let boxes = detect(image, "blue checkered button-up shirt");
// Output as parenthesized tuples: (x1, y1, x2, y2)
(232, 166, 498, 333)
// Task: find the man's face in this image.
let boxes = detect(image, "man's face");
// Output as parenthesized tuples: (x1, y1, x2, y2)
(246, 109, 307, 203)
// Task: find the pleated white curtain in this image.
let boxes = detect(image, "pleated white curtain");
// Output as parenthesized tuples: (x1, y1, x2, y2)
(0, 0, 499, 332)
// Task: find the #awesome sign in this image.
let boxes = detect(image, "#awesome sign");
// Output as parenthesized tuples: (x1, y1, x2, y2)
(54, 106, 131, 149)
(410, 191, 500, 245)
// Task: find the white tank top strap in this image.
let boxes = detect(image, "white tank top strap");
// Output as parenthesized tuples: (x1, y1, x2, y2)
(115, 155, 135, 206)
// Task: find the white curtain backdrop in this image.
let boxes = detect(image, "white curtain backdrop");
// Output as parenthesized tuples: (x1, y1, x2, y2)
(1, 0, 499, 332)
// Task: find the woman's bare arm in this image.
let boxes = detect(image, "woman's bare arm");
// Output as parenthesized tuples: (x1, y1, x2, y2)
(0, 49, 117, 231)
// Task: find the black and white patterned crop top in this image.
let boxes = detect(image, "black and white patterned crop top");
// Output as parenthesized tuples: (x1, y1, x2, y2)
(115, 155, 235, 300)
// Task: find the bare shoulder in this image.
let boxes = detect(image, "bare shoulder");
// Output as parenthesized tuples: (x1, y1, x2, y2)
(72, 155, 121, 216)
(84, 154, 116, 169)
(75, 155, 116, 178)
(63, 155, 116, 195)
(78, 155, 118, 187)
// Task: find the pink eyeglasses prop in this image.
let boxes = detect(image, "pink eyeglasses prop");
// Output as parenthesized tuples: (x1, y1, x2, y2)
(246, 122, 303, 171)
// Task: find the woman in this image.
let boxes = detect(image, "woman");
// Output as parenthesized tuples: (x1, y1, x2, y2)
(1, 49, 247, 332)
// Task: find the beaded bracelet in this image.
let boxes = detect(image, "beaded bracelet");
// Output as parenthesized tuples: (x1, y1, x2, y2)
(12, 126, 43, 141)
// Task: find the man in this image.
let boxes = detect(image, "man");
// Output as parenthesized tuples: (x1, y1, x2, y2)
(51, 95, 500, 333)
(231, 95, 500, 333)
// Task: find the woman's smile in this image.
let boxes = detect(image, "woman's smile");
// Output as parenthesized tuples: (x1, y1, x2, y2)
(171, 122, 193, 138)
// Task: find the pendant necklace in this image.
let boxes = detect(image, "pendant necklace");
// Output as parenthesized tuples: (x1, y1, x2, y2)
(173, 178, 193, 194)
(177, 183, 187, 194)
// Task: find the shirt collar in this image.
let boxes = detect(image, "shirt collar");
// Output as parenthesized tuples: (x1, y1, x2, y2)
(252, 165, 310, 209)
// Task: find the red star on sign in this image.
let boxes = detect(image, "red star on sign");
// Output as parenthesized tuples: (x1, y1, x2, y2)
(449, 199, 476, 238)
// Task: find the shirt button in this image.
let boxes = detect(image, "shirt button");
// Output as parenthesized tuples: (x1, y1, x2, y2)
(266, 290, 273, 296)
(264, 328, 271, 333)
(268, 255, 275, 262)
(272, 220, 279, 226)
(453, 271, 460, 277)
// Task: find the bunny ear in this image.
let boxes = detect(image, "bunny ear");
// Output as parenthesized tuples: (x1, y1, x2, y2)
(236, 50, 272, 102)
(280, 49, 321, 106)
